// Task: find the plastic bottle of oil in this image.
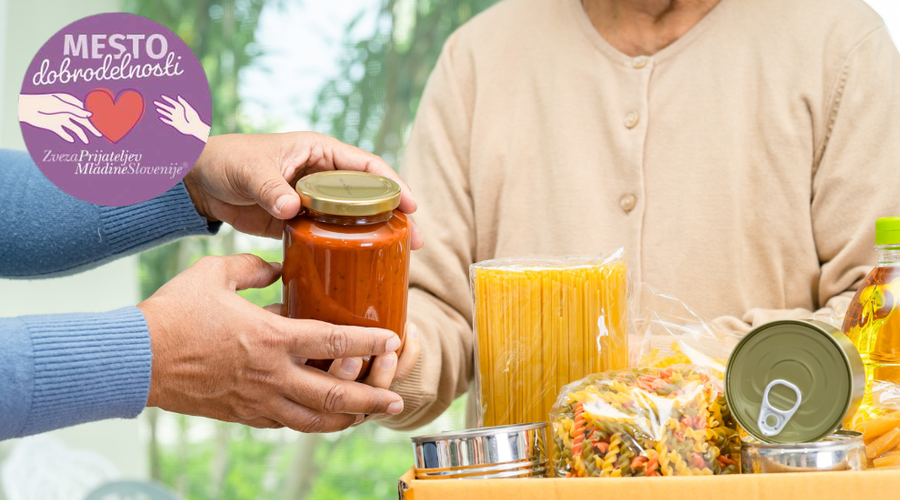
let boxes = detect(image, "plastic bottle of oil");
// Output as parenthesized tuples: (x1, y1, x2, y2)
(843, 217, 900, 408)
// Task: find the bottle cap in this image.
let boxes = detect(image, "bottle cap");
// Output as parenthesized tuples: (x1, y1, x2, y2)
(876, 217, 900, 246)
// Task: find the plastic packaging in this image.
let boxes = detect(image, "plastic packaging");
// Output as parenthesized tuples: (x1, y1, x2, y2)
(631, 284, 741, 372)
(844, 218, 900, 395)
(470, 250, 629, 427)
(546, 284, 746, 477)
(549, 365, 741, 477)
(844, 249, 900, 407)
(848, 387, 900, 466)
(842, 218, 900, 466)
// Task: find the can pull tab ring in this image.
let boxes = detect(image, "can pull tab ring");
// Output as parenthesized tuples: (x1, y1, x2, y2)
(757, 379, 802, 437)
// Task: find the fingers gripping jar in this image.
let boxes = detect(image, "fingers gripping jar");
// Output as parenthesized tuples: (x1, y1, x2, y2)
(282, 171, 410, 380)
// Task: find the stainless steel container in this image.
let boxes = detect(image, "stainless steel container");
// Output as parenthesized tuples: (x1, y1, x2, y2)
(411, 423, 548, 480)
(741, 430, 866, 473)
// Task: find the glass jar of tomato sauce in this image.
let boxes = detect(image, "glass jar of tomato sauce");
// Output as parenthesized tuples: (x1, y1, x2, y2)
(282, 171, 410, 380)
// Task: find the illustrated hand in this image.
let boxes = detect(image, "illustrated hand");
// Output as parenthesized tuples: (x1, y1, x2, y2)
(154, 95, 210, 142)
(184, 132, 423, 247)
(138, 254, 406, 432)
(18, 93, 102, 144)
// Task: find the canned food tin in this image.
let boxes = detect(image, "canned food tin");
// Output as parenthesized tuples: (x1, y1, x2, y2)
(411, 423, 547, 480)
(414, 458, 547, 480)
(725, 320, 865, 443)
(741, 430, 866, 473)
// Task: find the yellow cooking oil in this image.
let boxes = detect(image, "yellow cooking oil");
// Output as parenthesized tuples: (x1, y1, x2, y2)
(843, 217, 900, 411)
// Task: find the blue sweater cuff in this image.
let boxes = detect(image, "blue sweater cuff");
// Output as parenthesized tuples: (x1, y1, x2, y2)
(16, 307, 151, 438)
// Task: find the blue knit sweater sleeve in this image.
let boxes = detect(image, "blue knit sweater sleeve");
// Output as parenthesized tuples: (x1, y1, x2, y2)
(0, 148, 217, 278)
(0, 148, 216, 440)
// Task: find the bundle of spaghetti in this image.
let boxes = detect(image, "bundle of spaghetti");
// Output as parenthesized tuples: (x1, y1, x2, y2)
(471, 254, 629, 427)
(550, 365, 741, 477)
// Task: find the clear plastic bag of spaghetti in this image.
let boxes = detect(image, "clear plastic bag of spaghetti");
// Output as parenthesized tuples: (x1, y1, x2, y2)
(470, 249, 629, 428)
(549, 285, 742, 477)
(549, 365, 741, 477)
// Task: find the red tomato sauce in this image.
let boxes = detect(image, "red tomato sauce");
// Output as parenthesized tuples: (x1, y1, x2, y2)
(282, 209, 410, 380)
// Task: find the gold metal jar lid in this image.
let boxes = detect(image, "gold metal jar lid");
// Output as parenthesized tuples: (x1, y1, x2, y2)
(296, 171, 400, 217)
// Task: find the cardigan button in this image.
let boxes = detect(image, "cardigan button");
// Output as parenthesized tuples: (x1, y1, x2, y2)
(632, 56, 649, 69)
(620, 194, 637, 213)
(624, 111, 640, 129)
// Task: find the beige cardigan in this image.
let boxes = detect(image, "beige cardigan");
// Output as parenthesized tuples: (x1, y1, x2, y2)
(379, 0, 900, 430)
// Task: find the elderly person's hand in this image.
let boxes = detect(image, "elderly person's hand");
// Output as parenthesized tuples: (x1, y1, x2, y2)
(138, 253, 406, 432)
(183, 132, 423, 248)
(326, 322, 421, 411)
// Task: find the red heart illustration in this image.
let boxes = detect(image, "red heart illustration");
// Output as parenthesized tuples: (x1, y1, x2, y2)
(85, 88, 144, 143)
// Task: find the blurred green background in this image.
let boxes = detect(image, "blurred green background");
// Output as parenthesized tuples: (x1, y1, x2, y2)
(125, 1, 496, 499)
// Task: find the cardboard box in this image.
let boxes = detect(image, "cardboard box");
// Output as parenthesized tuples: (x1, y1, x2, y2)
(398, 467, 900, 499)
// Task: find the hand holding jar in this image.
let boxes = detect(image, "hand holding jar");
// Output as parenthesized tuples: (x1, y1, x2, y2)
(138, 254, 407, 432)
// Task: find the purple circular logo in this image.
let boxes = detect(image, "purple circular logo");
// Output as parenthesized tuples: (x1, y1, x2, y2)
(18, 13, 211, 206)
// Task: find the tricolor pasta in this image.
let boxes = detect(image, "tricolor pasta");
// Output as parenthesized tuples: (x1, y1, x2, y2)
(550, 366, 741, 477)
(470, 252, 629, 427)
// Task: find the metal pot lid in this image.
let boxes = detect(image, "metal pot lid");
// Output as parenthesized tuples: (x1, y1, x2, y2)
(725, 320, 864, 444)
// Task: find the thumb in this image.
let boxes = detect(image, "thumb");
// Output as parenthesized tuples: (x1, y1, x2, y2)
(195, 254, 282, 291)
(243, 166, 302, 220)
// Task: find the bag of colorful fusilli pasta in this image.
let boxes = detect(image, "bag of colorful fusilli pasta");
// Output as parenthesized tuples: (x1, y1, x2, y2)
(550, 365, 741, 477)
